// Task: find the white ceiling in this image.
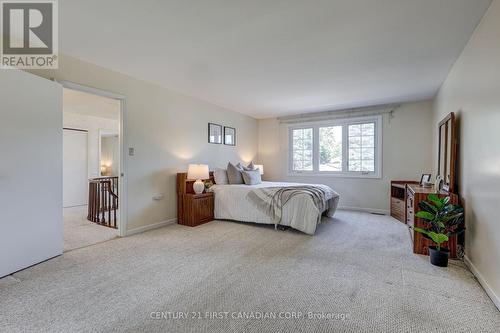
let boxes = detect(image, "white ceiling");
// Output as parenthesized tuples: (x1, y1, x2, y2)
(63, 88, 120, 120)
(59, 0, 491, 119)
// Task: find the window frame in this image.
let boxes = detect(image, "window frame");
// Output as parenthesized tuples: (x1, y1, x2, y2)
(290, 126, 314, 172)
(288, 115, 382, 178)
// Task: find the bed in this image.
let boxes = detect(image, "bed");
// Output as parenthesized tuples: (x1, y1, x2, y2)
(208, 181, 340, 235)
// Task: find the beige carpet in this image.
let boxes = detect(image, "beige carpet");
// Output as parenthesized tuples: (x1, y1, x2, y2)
(1, 211, 498, 332)
(63, 206, 118, 252)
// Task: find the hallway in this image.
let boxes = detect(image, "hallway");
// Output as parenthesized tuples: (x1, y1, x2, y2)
(63, 206, 118, 252)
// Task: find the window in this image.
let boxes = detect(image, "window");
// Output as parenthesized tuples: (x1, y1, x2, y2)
(289, 116, 382, 178)
(319, 126, 342, 171)
(348, 123, 375, 172)
(291, 128, 313, 171)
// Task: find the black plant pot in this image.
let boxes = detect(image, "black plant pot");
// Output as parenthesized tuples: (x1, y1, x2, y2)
(429, 246, 450, 267)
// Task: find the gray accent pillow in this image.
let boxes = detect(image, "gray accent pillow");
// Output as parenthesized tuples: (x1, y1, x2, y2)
(213, 168, 228, 185)
(241, 169, 262, 185)
(236, 162, 252, 171)
(244, 161, 255, 171)
(227, 162, 244, 184)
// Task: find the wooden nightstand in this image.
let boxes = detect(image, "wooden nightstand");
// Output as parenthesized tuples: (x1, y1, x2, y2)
(177, 172, 215, 227)
(179, 192, 214, 227)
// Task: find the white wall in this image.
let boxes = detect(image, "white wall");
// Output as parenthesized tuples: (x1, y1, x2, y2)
(432, 0, 500, 308)
(63, 112, 119, 178)
(258, 101, 434, 213)
(31, 55, 259, 232)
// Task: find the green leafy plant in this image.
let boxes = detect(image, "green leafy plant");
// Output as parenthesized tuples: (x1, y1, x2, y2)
(413, 194, 465, 251)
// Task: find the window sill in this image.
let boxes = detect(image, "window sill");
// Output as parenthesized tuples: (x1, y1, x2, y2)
(287, 172, 382, 179)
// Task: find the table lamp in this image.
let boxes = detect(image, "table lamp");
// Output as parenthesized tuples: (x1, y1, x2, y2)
(187, 164, 209, 194)
(254, 164, 264, 175)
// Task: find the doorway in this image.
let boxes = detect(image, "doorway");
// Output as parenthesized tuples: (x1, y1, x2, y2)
(61, 84, 126, 251)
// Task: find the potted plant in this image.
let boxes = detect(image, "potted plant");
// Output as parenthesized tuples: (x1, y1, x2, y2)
(412, 194, 465, 267)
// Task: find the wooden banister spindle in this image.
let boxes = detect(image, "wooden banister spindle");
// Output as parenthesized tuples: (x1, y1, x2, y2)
(101, 181, 105, 223)
(107, 181, 111, 224)
(87, 177, 119, 229)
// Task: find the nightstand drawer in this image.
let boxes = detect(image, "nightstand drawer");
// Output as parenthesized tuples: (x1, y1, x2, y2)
(194, 195, 214, 222)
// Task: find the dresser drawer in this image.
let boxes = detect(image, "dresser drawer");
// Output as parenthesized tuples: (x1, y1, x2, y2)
(391, 198, 405, 222)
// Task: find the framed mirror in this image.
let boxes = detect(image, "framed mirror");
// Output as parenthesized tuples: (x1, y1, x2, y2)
(437, 112, 457, 193)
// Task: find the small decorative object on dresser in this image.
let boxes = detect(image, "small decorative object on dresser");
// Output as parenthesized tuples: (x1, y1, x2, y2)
(434, 175, 444, 192)
(177, 172, 215, 227)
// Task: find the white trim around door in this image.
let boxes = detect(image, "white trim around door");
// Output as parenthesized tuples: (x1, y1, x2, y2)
(57, 80, 128, 237)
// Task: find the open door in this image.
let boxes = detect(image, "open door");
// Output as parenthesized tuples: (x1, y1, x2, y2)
(0, 69, 63, 277)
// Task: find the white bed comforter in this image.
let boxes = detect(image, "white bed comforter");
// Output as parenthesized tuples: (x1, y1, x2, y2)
(208, 181, 340, 235)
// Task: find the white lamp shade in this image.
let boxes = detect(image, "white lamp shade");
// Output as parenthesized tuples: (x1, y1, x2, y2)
(254, 164, 264, 175)
(187, 164, 209, 180)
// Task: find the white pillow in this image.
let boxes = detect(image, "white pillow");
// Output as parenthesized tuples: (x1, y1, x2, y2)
(213, 168, 229, 185)
(241, 169, 262, 185)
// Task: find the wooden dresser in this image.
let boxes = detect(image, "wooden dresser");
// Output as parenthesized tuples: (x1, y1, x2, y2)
(406, 184, 459, 258)
(177, 172, 214, 227)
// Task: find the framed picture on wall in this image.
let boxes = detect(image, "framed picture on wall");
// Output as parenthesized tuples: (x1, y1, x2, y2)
(224, 126, 236, 146)
(208, 123, 222, 144)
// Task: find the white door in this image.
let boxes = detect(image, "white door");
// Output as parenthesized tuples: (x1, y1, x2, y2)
(63, 130, 88, 207)
(0, 69, 63, 278)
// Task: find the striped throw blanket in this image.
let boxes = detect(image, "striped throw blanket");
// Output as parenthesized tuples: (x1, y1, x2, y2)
(246, 185, 333, 229)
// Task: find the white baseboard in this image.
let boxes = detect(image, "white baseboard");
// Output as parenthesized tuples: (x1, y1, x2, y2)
(464, 255, 500, 311)
(338, 206, 389, 215)
(125, 218, 177, 236)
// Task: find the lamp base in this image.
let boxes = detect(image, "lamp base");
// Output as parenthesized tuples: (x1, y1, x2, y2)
(193, 179, 205, 194)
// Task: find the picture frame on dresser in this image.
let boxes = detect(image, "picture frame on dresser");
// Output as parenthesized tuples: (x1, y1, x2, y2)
(419, 174, 431, 186)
